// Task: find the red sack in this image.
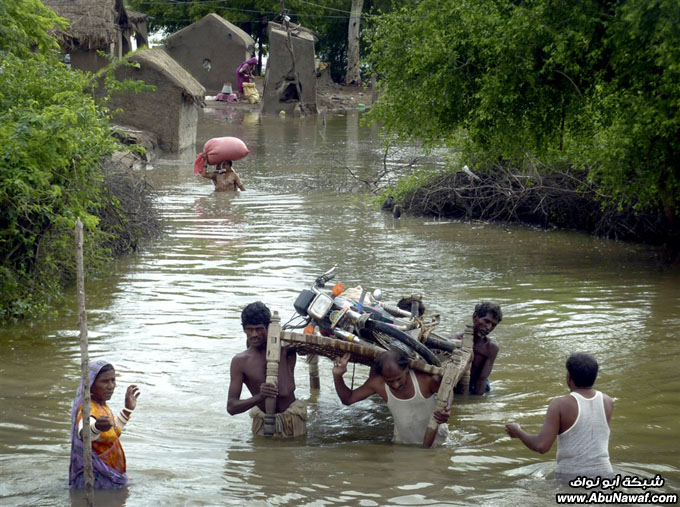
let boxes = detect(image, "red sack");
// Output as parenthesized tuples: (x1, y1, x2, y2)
(194, 137, 249, 174)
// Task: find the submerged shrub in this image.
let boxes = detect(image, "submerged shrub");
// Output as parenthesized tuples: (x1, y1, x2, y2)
(0, 1, 159, 319)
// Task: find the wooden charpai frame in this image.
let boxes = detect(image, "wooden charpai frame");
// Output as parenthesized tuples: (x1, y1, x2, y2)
(264, 311, 476, 447)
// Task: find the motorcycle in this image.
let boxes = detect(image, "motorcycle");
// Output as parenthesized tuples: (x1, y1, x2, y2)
(283, 266, 460, 367)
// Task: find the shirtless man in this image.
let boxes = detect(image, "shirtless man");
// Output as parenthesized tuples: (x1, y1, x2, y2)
(505, 353, 614, 483)
(333, 349, 450, 445)
(454, 302, 502, 395)
(201, 160, 246, 192)
(226, 302, 306, 437)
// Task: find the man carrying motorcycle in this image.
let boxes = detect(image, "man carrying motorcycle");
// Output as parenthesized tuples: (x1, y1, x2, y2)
(454, 302, 503, 395)
(333, 349, 450, 445)
(226, 302, 307, 437)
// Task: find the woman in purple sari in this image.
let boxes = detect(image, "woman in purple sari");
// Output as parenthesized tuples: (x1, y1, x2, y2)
(236, 56, 258, 94)
(69, 359, 140, 489)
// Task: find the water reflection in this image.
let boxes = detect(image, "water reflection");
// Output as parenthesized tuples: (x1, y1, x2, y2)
(69, 487, 129, 507)
(0, 107, 678, 506)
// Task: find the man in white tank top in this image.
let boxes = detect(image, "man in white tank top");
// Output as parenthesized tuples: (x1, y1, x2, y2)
(505, 353, 614, 483)
(333, 349, 450, 446)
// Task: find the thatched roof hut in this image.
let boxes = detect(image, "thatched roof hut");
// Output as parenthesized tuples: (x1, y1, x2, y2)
(106, 48, 206, 152)
(165, 13, 255, 95)
(42, 0, 148, 71)
(125, 9, 148, 26)
(43, 0, 123, 50)
(122, 9, 150, 50)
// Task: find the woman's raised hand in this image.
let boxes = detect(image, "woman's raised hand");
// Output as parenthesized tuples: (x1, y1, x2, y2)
(125, 384, 140, 411)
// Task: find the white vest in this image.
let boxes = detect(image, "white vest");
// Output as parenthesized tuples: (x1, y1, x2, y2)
(385, 369, 448, 445)
(556, 391, 613, 480)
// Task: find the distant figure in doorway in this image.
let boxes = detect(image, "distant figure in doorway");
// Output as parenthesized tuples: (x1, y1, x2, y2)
(236, 57, 258, 95)
(201, 160, 246, 192)
(505, 352, 614, 484)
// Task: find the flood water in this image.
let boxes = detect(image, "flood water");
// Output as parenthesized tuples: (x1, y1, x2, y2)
(1, 107, 679, 506)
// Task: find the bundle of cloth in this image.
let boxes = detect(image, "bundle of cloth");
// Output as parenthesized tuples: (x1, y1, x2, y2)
(193, 137, 249, 175)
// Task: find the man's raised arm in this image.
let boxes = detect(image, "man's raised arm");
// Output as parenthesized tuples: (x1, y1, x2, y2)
(333, 353, 378, 406)
(505, 397, 561, 454)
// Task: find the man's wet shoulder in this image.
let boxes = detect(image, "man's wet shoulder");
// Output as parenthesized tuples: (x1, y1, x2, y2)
(474, 337, 499, 356)
(232, 347, 261, 363)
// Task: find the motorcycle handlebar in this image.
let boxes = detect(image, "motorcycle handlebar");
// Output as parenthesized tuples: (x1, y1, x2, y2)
(314, 265, 338, 289)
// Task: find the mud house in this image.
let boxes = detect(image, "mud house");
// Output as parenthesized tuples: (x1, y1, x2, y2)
(261, 22, 318, 115)
(106, 48, 205, 152)
(123, 9, 150, 53)
(165, 13, 256, 95)
(43, 0, 148, 72)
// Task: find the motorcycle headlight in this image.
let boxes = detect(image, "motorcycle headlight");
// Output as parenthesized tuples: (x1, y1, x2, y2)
(308, 293, 334, 320)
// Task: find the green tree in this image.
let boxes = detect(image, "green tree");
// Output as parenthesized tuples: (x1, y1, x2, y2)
(366, 0, 680, 217)
(581, 0, 680, 215)
(0, 0, 124, 319)
(366, 0, 603, 155)
(0, 0, 65, 57)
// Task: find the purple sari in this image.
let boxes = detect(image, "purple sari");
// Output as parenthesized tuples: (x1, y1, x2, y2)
(69, 359, 128, 489)
(236, 57, 258, 93)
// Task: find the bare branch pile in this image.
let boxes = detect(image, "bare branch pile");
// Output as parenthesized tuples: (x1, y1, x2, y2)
(402, 165, 674, 244)
(98, 158, 161, 254)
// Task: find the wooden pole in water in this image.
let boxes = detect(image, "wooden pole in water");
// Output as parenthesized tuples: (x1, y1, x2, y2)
(422, 361, 456, 448)
(280, 0, 307, 116)
(307, 354, 320, 391)
(75, 219, 95, 506)
(263, 311, 282, 436)
(422, 322, 475, 448)
(459, 322, 475, 394)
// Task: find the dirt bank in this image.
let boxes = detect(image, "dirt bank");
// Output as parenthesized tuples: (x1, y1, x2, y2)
(402, 166, 680, 250)
(204, 74, 375, 114)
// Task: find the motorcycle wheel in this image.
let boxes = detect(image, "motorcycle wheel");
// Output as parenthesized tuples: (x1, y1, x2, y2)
(365, 320, 441, 367)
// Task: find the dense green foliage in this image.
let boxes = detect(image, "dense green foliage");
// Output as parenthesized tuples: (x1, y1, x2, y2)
(0, 0, 65, 56)
(127, 0, 274, 34)
(0, 0, 123, 319)
(126, 0, 399, 82)
(366, 0, 680, 216)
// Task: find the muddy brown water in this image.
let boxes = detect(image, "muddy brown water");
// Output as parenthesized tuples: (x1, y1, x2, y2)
(1, 108, 679, 506)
